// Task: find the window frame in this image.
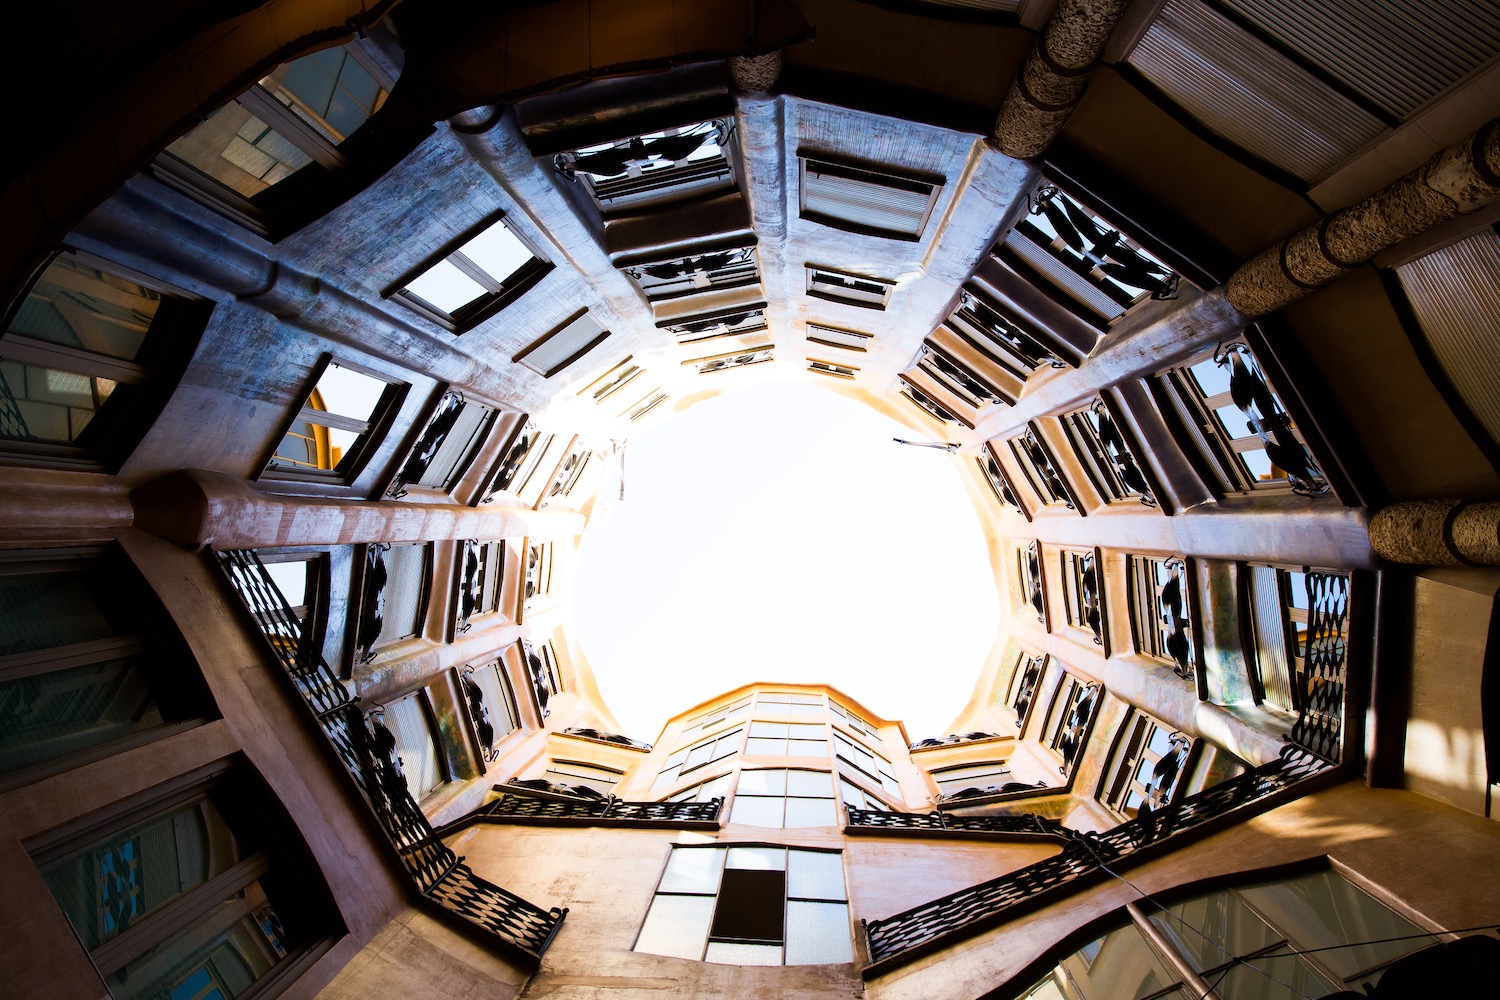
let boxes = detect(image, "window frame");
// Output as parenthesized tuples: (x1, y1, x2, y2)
(260, 355, 407, 488)
(1060, 546, 1108, 650)
(512, 310, 610, 378)
(1061, 398, 1158, 507)
(1127, 554, 1197, 681)
(729, 768, 840, 829)
(798, 155, 944, 241)
(806, 265, 895, 310)
(1098, 710, 1192, 818)
(350, 541, 432, 666)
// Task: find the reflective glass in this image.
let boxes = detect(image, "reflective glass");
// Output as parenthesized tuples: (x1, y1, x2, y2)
(730, 796, 785, 827)
(738, 770, 787, 794)
(784, 798, 837, 828)
(658, 847, 724, 893)
(787, 770, 832, 797)
(704, 941, 781, 965)
(106, 886, 286, 1000)
(726, 846, 785, 871)
(787, 851, 846, 901)
(405, 258, 485, 313)
(635, 894, 714, 960)
(0, 658, 163, 775)
(788, 739, 827, 756)
(12, 257, 158, 361)
(461, 221, 533, 282)
(784, 901, 853, 965)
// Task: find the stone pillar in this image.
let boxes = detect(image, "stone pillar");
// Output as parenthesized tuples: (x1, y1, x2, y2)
(1227, 118, 1500, 317)
(1369, 499, 1500, 566)
(989, 0, 1131, 160)
(729, 51, 783, 95)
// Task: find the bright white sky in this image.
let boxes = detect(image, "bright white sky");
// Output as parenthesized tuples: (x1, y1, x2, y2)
(572, 380, 1002, 746)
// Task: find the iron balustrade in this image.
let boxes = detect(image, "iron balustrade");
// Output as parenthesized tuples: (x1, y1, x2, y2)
(861, 746, 1331, 974)
(846, 807, 1065, 838)
(217, 549, 567, 964)
(444, 791, 724, 831)
(1287, 571, 1350, 764)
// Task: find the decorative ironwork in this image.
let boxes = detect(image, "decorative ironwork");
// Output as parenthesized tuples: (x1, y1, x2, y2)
(455, 791, 723, 827)
(847, 807, 1064, 837)
(1012, 653, 1043, 728)
(554, 119, 731, 185)
(1287, 571, 1350, 764)
(1019, 428, 1074, 509)
(667, 307, 767, 342)
(909, 731, 1002, 750)
(525, 641, 558, 716)
(547, 446, 588, 498)
(939, 780, 1050, 803)
(461, 666, 495, 755)
(1142, 732, 1192, 811)
(1054, 682, 1100, 775)
(980, 453, 1022, 511)
(388, 390, 463, 499)
(957, 290, 1066, 372)
(1158, 557, 1193, 680)
(1023, 542, 1045, 624)
(1090, 399, 1156, 506)
(1076, 551, 1104, 645)
(628, 246, 758, 299)
(457, 539, 482, 633)
(485, 421, 538, 499)
(563, 727, 652, 750)
(919, 344, 1003, 405)
(862, 746, 1331, 971)
(353, 543, 388, 664)
(1027, 185, 1179, 303)
(902, 383, 958, 424)
(217, 550, 566, 963)
(1214, 343, 1329, 496)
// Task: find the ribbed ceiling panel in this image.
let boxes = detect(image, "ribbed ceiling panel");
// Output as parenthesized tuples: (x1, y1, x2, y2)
(1128, 0, 1387, 182)
(1218, 0, 1500, 119)
(1397, 229, 1500, 452)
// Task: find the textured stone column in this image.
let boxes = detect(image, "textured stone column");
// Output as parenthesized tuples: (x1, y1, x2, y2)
(1227, 118, 1500, 317)
(989, 0, 1131, 160)
(1369, 499, 1500, 566)
(729, 51, 783, 94)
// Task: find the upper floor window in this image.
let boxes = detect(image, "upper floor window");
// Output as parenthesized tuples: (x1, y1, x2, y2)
(483, 420, 550, 500)
(524, 541, 553, 607)
(1018, 541, 1046, 625)
(829, 702, 878, 739)
(158, 40, 396, 232)
(913, 340, 1005, 413)
(353, 542, 429, 664)
(806, 265, 894, 310)
(1010, 426, 1077, 510)
(1155, 342, 1328, 496)
(1042, 673, 1101, 776)
(838, 778, 890, 812)
(524, 640, 562, 716)
(666, 772, 733, 804)
(1100, 710, 1190, 818)
(668, 306, 769, 349)
(635, 845, 852, 965)
(461, 659, 520, 761)
(808, 358, 858, 380)
(554, 119, 735, 214)
(390, 213, 551, 333)
(542, 759, 623, 794)
(1003, 184, 1178, 326)
(758, 692, 824, 717)
(375, 689, 447, 800)
(626, 245, 760, 301)
(693, 347, 774, 375)
(387, 391, 497, 498)
(1127, 555, 1194, 680)
(799, 156, 943, 240)
(979, 444, 1025, 513)
(264, 358, 405, 485)
(931, 761, 1014, 799)
(731, 769, 838, 828)
(680, 696, 753, 740)
(900, 381, 960, 425)
(1061, 399, 1157, 507)
(832, 732, 901, 797)
(654, 727, 745, 789)
(1060, 548, 1106, 647)
(806, 323, 872, 354)
(946, 287, 1067, 381)
(513, 311, 610, 378)
(456, 539, 506, 632)
(746, 722, 828, 757)
(1246, 567, 1350, 723)
(1009, 650, 1045, 731)
(2, 252, 205, 467)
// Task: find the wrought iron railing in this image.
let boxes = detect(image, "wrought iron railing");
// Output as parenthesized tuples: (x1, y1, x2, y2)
(861, 746, 1331, 973)
(846, 807, 1065, 838)
(446, 791, 723, 830)
(1287, 571, 1350, 764)
(217, 549, 567, 964)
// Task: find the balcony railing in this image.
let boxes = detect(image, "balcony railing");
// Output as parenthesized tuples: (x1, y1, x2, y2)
(846, 807, 1066, 839)
(217, 549, 567, 965)
(861, 746, 1332, 975)
(443, 789, 724, 832)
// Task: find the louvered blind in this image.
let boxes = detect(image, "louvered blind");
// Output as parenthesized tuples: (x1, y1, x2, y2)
(416, 399, 494, 489)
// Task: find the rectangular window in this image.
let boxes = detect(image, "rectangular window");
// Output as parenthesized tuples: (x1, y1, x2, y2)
(455, 539, 505, 631)
(666, 772, 734, 804)
(746, 722, 828, 758)
(806, 265, 894, 310)
(542, 442, 592, 501)
(463, 658, 520, 757)
(513, 311, 610, 378)
(1008, 650, 1045, 732)
(1061, 399, 1156, 506)
(806, 323, 871, 353)
(543, 759, 623, 794)
(799, 157, 942, 240)
(838, 777, 889, 813)
(635, 845, 851, 966)
(730, 769, 838, 828)
(979, 444, 1024, 513)
(524, 640, 562, 716)
(690, 347, 774, 375)
(1043, 673, 1100, 776)
(681, 696, 753, 740)
(832, 732, 901, 797)
(578, 356, 644, 404)
(378, 689, 448, 799)
(1101, 711, 1190, 817)
(353, 542, 430, 663)
(1060, 548, 1106, 648)
(757, 692, 824, 717)
(1008, 426, 1076, 509)
(664, 305, 768, 348)
(829, 702, 878, 739)
(624, 389, 669, 422)
(264, 358, 405, 485)
(387, 391, 497, 497)
(946, 286, 1067, 382)
(913, 341, 1005, 412)
(808, 359, 858, 380)
(656, 728, 744, 788)
(1127, 555, 1195, 680)
(625, 245, 760, 301)
(557, 120, 735, 214)
(390, 213, 551, 332)
(524, 541, 553, 607)
(931, 761, 1014, 799)
(1246, 567, 1349, 718)
(899, 380, 961, 426)
(483, 420, 548, 500)
(1018, 541, 1046, 625)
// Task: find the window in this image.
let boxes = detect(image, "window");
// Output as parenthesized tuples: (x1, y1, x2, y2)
(758, 692, 824, 716)
(691, 347, 774, 375)
(731, 769, 838, 828)
(654, 728, 745, 789)
(264, 358, 404, 484)
(524, 541, 553, 606)
(806, 323, 872, 353)
(680, 696, 753, 740)
(555, 119, 735, 214)
(1246, 567, 1350, 718)
(838, 778, 889, 812)
(1128, 555, 1194, 680)
(1018, 868, 1441, 998)
(32, 768, 336, 999)
(832, 733, 901, 797)
(461, 659, 519, 760)
(808, 359, 857, 380)
(806, 265, 894, 310)
(376, 690, 447, 799)
(352, 543, 429, 663)
(1009, 426, 1077, 509)
(579, 356, 644, 404)
(635, 845, 852, 965)
(455, 539, 505, 632)
(1043, 674, 1100, 776)
(625, 245, 760, 301)
(900, 381, 960, 425)
(1060, 548, 1106, 647)
(542, 759, 623, 794)
(667, 772, 733, 804)
(746, 722, 828, 757)
(829, 702, 878, 740)
(799, 157, 942, 240)
(387, 391, 497, 497)
(1101, 711, 1190, 818)
(946, 287, 1067, 381)
(979, 445, 1024, 513)
(931, 761, 1014, 799)
(624, 389, 669, 422)
(390, 213, 551, 332)
(913, 341, 1005, 411)
(1, 252, 204, 465)
(1062, 399, 1156, 506)
(1009, 651, 1045, 731)
(1156, 343, 1328, 495)
(524, 640, 562, 716)
(543, 443, 592, 500)
(0, 553, 211, 784)
(664, 306, 768, 347)
(1018, 541, 1046, 624)
(513, 312, 610, 378)
(157, 40, 395, 229)
(483, 421, 550, 499)
(1002, 184, 1178, 325)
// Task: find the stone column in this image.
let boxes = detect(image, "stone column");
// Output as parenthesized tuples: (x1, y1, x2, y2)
(989, 0, 1131, 160)
(729, 51, 783, 95)
(1368, 498, 1500, 566)
(1227, 118, 1500, 317)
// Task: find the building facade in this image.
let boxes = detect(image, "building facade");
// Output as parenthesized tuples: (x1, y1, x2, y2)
(2, 1, 1499, 998)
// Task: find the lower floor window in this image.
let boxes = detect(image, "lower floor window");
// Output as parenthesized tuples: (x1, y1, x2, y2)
(635, 845, 852, 966)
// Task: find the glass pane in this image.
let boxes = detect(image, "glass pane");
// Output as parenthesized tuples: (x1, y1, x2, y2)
(786, 770, 832, 797)
(1240, 446, 1275, 481)
(730, 796, 785, 828)
(738, 769, 787, 794)
(264, 46, 384, 142)
(381, 694, 442, 798)
(787, 851, 846, 901)
(105, 883, 287, 1000)
(635, 894, 715, 960)
(784, 798, 837, 828)
(1059, 922, 1183, 999)
(469, 664, 519, 739)
(787, 739, 827, 756)
(726, 846, 785, 871)
(0, 568, 114, 654)
(658, 847, 724, 893)
(1, 359, 115, 444)
(1213, 951, 1336, 999)
(1189, 358, 1232, 398)
(1238, 871, 1437, 980)
(405, 258, 487, 314)
(166, 103, 309, 198)
(0, 657, 163, 774)
(785, 901, 853, 965)
(40, 798, 243, 950)
(788, 723, 826, 739)
(12, 257, 159, 361)
(750, 721, 787, 738)
(704, 941, 781, 965)
(1150, 891, 1280, 972)
(460, 221, 534, 284)
(745, 738, 782, 755)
